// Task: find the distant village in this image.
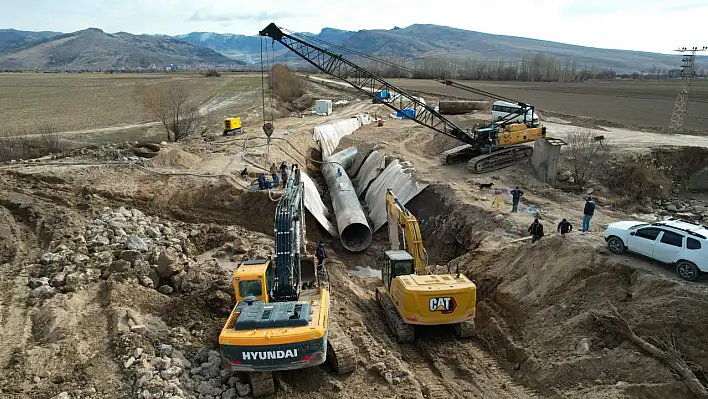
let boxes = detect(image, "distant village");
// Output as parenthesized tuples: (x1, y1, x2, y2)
(0, 62, 258, 74)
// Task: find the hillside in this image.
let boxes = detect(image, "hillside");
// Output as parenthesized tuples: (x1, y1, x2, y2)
(173, 25, 706, 73)
(0, 29, 62, 55)
(0, 28, 243, 70)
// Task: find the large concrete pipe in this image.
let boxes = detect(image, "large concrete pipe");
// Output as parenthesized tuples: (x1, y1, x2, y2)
(439, 100, 487, 115)
(322, 147, 373, 252)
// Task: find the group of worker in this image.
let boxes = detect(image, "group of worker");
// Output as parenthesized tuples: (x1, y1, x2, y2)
(509, 186, 597, 243)
(253, 161, 297, 190)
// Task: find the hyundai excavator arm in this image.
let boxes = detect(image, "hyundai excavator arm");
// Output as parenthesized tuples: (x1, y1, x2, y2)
(385, 189, 428, 275)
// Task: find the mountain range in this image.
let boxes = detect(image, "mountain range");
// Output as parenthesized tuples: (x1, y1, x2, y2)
(0, 25, 705, 73)
(0, 28, 242, 70)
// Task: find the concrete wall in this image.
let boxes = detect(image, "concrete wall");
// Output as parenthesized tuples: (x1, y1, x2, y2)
(531, 138, 562, 186)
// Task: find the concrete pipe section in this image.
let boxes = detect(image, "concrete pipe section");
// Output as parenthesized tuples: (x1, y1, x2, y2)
(322, 147, 373, 252)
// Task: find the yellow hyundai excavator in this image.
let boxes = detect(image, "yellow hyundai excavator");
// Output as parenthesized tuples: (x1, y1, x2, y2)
(376, 189, 477, 342)
(219, 169, 356, 397)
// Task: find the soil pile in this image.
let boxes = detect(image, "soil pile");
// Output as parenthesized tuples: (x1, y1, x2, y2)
(152, 149, 202, 169)
(455, 234, 708, 398)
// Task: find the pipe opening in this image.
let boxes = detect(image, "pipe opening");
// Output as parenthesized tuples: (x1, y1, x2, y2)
(341, 222, 373, 252)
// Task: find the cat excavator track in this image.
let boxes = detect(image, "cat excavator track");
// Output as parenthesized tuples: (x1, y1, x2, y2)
(376, 286, 415, 343)
(453, 319, 476, 338)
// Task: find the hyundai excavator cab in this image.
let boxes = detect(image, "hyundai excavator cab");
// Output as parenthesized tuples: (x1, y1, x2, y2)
(377, 189, 477, 342)
(219, 170, 356, 397)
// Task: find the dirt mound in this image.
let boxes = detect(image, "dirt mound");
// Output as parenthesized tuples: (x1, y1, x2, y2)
(151, 148, 202, 169)
(405, 131, 465, 158)
(453, 234, 708, 398)
(0, 206, 20, 263)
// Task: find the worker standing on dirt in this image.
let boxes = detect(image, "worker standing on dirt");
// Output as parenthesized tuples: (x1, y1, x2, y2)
(510, 186, 524, 212)
(557, 218, 573, 236)
(528, 218, 544, 243)
(279, 162, 288, 188)
(316, 241, 326, 281)
(582, 196, 596, 233)
(270, 163, 278, 185)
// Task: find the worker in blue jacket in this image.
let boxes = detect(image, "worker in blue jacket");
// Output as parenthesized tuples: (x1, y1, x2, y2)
(316, 241, 326, 281)
(582, 196, 596, 233)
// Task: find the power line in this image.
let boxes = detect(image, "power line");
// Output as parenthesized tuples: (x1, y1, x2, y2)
(668, 46, 707, 134)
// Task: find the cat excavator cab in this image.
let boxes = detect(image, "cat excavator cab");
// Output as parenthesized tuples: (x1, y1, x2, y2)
(377, 189, 477, 342)
(219, 169, 356, 397)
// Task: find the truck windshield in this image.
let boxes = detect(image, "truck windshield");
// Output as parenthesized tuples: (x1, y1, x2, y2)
(238, 280, 263, 298)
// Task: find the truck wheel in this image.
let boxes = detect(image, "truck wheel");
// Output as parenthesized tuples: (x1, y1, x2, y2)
(676, 261, 700, 282)
(607, 237, 625, 254)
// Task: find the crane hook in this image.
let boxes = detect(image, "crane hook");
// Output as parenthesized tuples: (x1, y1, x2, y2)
(263, 122, 274, 138)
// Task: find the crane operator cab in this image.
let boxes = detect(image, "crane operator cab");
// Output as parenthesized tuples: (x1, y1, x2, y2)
(382, 250, 415, 289)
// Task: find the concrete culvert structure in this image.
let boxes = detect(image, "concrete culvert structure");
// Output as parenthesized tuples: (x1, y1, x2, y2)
(322, 147, 372, 252)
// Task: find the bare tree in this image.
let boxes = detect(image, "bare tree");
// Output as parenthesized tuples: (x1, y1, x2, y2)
(563, 128, 607, 187)
(138, 82, 206, 142)
(270, 64, 307, 102)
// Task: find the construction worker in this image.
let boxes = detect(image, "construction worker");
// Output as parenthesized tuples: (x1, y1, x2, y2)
(257, 173, 266, 190)
(269, 163, 278, 185)
(510, 186, 524, 212)
(316, 241, 326, 281)
(582, 196, 596, 233)
(557, 218, 573, 236)
(528, 218, 544, 243)
(279, 162, 288, 188)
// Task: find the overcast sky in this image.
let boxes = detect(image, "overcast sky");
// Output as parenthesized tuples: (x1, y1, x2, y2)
(1, 0, 706, 54)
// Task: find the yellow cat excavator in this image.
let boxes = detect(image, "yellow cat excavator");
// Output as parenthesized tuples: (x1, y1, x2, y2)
(377, 189, 477, 342)
(219, 169, 356, 397)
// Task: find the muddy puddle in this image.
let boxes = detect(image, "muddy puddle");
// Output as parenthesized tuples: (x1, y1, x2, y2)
(348, 265, 381, 278)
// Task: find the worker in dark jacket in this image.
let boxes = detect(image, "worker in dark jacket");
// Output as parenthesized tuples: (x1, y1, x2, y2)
(279, 162, 288, 188)
(510, 186, 524, 212)
(582, 196, 596, 233)
(558, 218, 573, 235)
(528, 218, 544, 243)
(316, 241, 326, 281)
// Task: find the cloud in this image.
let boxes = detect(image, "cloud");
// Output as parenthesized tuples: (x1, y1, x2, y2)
(187, 10, 296, 23)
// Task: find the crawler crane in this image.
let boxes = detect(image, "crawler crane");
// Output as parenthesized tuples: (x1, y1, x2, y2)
(258, 22, 552, 173)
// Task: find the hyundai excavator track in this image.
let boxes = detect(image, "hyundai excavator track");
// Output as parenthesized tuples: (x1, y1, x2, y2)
(248, 372, 275, 397)
(326, 319, 357, 373)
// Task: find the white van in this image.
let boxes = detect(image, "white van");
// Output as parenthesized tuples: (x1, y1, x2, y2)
(491, 101, 538, 124)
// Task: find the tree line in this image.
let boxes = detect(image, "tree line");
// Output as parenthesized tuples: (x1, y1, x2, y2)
(294, 52, 707, 82)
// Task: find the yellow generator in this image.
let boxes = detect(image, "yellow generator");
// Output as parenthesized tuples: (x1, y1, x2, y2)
(223, 117, 242, 136)
(377, 189, 477, 342)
